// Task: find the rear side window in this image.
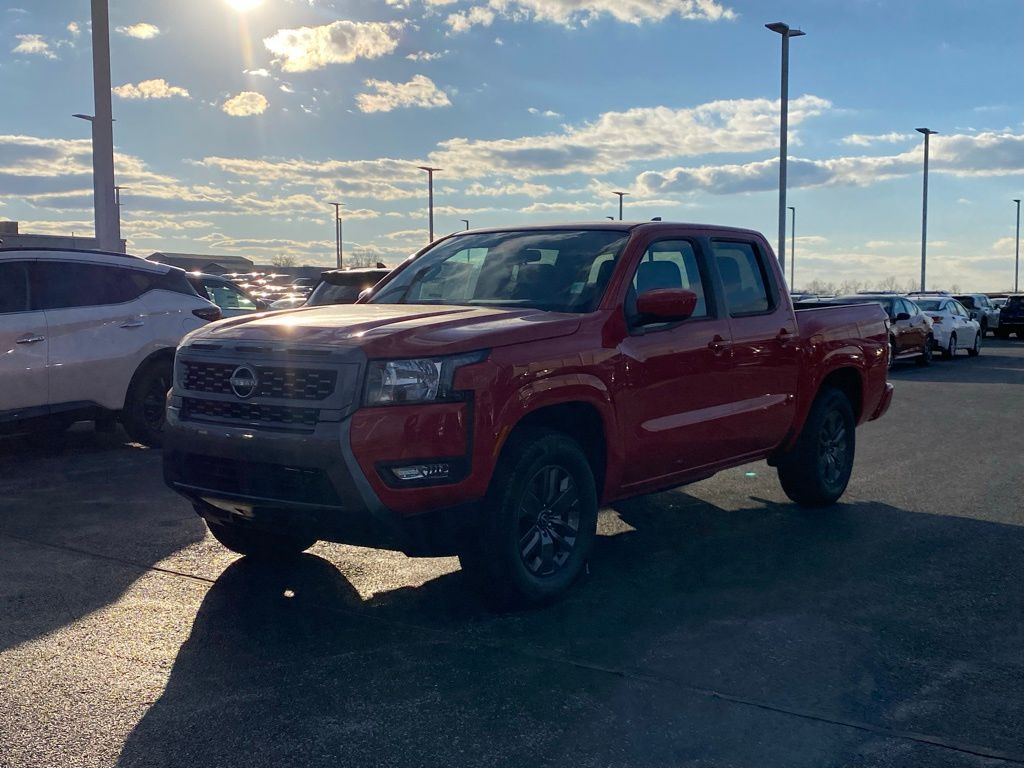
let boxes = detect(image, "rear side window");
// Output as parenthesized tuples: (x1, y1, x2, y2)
(0, 261, 30, 313)
(31, 261, 150, 310)
(155, 270, 201, 297)
(712, 241, 772, 316)
(204, 279, 255, 311)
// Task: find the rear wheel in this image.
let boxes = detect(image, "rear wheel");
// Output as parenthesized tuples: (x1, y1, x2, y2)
(205, 518, 316, 559)
(458, 429, 598, 610)
(122, 358, 172, 447)
(943, 333, 958, 360)
(916, 335, 934, 367)
(777, 387, 856, 508)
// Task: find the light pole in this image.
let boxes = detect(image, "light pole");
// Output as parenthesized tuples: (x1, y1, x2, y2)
(329, 202, 344, 268)
(766, 22, 805, 278)
(417, 166, 441, 242)
(461, 219, 470, 230)
(788, 206, 796, 288)
(1015, 199, 1021, 293)
(613, 191, 629, 221)
(917, 128, 938, 292)
(89, 0, 119, 252)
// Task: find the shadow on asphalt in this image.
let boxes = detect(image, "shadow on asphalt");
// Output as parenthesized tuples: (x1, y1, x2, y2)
(0, 426, 206, 654)
(116, 492, 1024, 767)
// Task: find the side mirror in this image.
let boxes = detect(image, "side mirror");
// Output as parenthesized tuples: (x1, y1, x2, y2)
(635, 289, 698, 323)
(895, 312, 911, 322)
(255, 298, 271, 311)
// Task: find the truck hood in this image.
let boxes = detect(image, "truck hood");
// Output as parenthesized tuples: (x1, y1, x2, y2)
(192, 304, 582, 357)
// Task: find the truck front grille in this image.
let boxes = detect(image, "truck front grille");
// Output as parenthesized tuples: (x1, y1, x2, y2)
(182, 454, 341, 506)
(182, 361, 337, 401)
(181, 397, 319, 431)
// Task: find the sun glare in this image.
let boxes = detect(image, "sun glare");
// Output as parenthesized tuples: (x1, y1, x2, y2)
(226, 0, 264, 11)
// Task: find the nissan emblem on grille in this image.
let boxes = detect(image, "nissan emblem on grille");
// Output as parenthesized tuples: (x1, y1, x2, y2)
(229, 365, 258, 399)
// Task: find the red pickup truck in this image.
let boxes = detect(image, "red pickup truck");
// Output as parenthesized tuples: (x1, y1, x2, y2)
(164, 222, 892, 607)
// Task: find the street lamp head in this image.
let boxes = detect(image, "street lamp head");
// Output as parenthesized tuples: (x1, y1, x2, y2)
(788, 206, 795, 212)
(916, 127, 938, 136)
(417, 166, 442, 173)
(766, 22, 805, 37)
(613, 191, 629, 197)
(1014, 199, 1021, 204)
(72, 113, 95, 122)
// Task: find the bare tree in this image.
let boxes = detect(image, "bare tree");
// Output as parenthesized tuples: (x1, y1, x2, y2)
(271, 252, 297, 268)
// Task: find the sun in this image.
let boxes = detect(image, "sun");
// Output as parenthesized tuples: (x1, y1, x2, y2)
(226, 0, 264, 11)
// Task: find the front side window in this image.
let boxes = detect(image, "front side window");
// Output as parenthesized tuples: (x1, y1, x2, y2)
(629, 240, 708, 319)
(0, 261, 30, 314)
(31, 262, 148, 310)
(712, 241, 772, 316)
(204, 280, 256, 311)
(371, 229, 629, 313)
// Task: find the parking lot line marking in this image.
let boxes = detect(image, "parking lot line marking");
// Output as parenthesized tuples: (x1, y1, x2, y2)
(4, 529, 1022, 765)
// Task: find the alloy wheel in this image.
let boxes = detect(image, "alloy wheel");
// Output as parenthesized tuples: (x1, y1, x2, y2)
(141, 373, 170, 431)
(517, 464, 581, 577)
(817, 410, 849, 489)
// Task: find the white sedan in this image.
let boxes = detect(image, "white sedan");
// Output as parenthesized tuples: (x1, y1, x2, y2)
(909, 296, 982, 359)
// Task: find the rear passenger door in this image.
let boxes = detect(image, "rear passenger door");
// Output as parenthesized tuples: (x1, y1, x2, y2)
(0, 260, 48, 416)
(616, 238, 738, 487)
(711, 238, 800, 456)
(31, 260, 153, 412)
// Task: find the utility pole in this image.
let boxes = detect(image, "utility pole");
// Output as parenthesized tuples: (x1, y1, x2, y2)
(90, 0, 119, 251)
(788, 206, 796, 288)
(417, 166, 441, 242)
(766, 22, 805, 278)
(917, 128, 938, 292)
(1015, 199, 1021, 293)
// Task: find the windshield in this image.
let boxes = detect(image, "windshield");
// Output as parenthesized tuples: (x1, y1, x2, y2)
(1007, 296, 1024, 307)
(915, 299, 944, 311)
(370, 229, 629, 313)
(954, 296, 976, 309)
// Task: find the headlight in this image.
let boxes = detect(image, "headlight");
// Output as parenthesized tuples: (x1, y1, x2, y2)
(364, 351, 488, 406)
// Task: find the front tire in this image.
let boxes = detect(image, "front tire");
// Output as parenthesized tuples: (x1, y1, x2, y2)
(968, 330, 982, 357)
(776, 387, 856, 508)
(206, 518, 316, 559)
(122, 358, 172, 447)
(458, 429, 598, 610)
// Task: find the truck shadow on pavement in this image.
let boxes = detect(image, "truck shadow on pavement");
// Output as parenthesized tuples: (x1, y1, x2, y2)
(117, 492, 1024, 768)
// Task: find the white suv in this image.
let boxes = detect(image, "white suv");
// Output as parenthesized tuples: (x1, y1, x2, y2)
(0, 248, 221, 445)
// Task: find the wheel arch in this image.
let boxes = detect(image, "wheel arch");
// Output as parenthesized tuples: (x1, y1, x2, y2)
(121, 347, 176, 411)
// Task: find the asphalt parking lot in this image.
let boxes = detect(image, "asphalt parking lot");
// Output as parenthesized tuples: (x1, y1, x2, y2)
(2, 341, 1023, 768)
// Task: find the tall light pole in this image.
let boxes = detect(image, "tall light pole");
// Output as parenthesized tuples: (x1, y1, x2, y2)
(1014, 199, 1021, 293)
(766, 22, 805, 278)
(417, 166, 441, 242)
(613, 191, 629, 221)
(917, 128, 938, 292)
(461, 219, 470, 230)
(89, 0, 119, 252)
(788, 206, 796, 288)
(329, 202, 344, 268)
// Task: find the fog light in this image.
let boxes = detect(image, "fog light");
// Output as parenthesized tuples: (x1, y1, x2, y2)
(391, 463, 452, 482)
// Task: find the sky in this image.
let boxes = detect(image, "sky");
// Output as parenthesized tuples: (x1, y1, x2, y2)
(3, 0, 1024, 291)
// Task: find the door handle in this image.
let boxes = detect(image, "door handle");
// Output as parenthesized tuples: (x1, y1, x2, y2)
(15, 335, 45, 344)
(119, 319, 145, 329)
(776, 328, 795, 344)
(708, 335, 730, 355)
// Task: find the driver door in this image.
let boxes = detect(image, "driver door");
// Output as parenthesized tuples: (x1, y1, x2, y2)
(615, 237, 736, 489)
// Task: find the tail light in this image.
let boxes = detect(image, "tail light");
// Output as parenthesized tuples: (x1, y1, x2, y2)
(930, 315, 943, 324)
(193, 306, 222, 322)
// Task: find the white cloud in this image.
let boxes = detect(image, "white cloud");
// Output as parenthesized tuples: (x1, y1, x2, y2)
(465, 181, 552, 196)
(264, 20, 403, 72)
(840, 132, 909, 147)
(356, 75, 451, 113)
(66, 22, 80, 37)
(222, 91, 269, 117)
(116, 23, 160, 39)
(245, 68, 272, 77)
(447, 6, 496, 32)
(431, 95, 831, 178)
(448, 0, 734, 31)
(113, 78, 190, 100)
(406, 49, 449, 61)
(528, 107, 562, 118)
(12, 34, 56, 59)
